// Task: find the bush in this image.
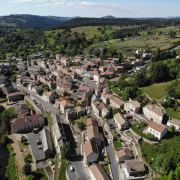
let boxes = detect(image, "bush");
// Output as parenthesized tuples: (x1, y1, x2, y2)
(23, 163, 32, 176)
(77, 121, 84, 131)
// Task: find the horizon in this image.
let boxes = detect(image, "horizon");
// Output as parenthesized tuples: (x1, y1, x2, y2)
(0, 0, 180, 18)
(1, 14, 180, 19)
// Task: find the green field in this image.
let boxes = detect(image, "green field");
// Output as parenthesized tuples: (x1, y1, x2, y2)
(89, 35, 178, 56)
(142, 81, 173, 100)
(44, 25, 123, 40)
(165, 108, 180, 120)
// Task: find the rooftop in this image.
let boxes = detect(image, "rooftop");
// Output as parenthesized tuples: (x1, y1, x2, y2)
(125, 160, 145, 172)
(84, 140, 99, 156)
(89, 164, 110, 180)
(148, 122, 167, 133)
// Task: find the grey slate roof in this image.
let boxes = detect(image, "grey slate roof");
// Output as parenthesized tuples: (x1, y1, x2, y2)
(27, 132, 45, 162)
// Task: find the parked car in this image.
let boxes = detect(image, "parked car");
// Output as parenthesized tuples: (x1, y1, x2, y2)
(70, 166, 74, 172)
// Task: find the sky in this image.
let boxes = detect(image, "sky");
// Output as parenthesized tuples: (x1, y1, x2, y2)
(0, 0, 180, 17)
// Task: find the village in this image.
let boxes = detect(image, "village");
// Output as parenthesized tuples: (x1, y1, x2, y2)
(0, 49, 180, 180)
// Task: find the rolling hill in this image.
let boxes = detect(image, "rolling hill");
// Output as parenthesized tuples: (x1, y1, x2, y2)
(0, 14, 68, 29)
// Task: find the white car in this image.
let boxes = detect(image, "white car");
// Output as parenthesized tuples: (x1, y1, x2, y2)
(108, 139, 112, 144)
(70, 166, 74, 172)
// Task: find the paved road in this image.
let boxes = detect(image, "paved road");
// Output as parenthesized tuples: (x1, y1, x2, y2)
(91, 112, 121, 180)
(106, 140, 120, 180)
(67, 161, 90, 180)
(16, 84, 60, 115)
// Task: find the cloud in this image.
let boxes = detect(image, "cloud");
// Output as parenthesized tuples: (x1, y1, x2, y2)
(10, 0, 136, 13)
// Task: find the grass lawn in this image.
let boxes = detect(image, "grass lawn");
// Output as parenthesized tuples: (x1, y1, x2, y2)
(141, 81, 173, 100)
(18, 141, 28, 150)
(58, 159, 67, 180)
(113, 141, 123, 149)
(5, 144, 18, 180)
(165, 108, 180, 120)
(26, 99, 34, 110)
(103, 164, 110, 174)
(0, 97, 7, 102)
(6, 107, 16, 114)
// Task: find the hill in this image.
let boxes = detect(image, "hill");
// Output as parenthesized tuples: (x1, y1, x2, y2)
(101, 15, 116, 19)
(51, 17, 180, 30)
(0, 14, 67, 29)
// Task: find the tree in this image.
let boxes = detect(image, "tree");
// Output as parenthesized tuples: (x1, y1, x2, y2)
(122, 86, 139, 101)
(175, 166, 180, 180)
(170, 125, 175, 133)
(167, 29, 176, 38)
(133, 71, 149, 87)
(150, 62, 170, 83)
(24, 154, 32, 163)
(26, 174, 34, 180)
(61, 143, 70, 159)
(77, 121, 84, 131)
(0, 134, 8, 145)
(23, 163, 32, 175)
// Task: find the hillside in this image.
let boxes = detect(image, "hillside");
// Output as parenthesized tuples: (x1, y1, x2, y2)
(51, 17, 180, 30)
(0, 14, 66, 29)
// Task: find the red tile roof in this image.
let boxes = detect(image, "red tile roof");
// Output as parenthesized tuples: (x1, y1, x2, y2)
(8, 91, 24, 97)
(148, 122, 167, 133)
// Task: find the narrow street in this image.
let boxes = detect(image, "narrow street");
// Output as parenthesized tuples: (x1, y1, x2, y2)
(106, 143, 120, 180)
(91, 111, 121, 180)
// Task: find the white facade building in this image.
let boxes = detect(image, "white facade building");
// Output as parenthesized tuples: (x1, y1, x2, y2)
(167, 118, 180, 130)
(143, 104, 165, 124)
(147, 122, 167, 140)
(124, 100, 141, 114)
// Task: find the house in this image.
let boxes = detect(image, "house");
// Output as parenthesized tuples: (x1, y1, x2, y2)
(27, 127, 53, 162)
(77, 85, 90, 100)
(89, 164, 110, 180)
(116, 148, 133, 163)
(17, 61, 27, 72)
(84, 140, 99, 163)
(11, 114, 44, 133)
(0, 83, 14, 95)
(143, 104, 166, 124)
(101, 90, 112, 104)
(123, 160, 145, 179)
(59, 99, 74, 114)
(94, 73, 101, 84)
(76, 106, 86, 117)
(87, 119, 104, 146)
(92, 101, 109, 118)
(124, 100, 141, 114)
(7, 91, 24, 104)
(167, 118, 180, 130)
(66, 108, 78, 121)
(42, 91, 55, 104)
(114, 113, 129, 131)
(95, 84, 103, 97)
(147, 122, 168, 140)
(109, 95, 124, 109)
(41, 127, 53, 157)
